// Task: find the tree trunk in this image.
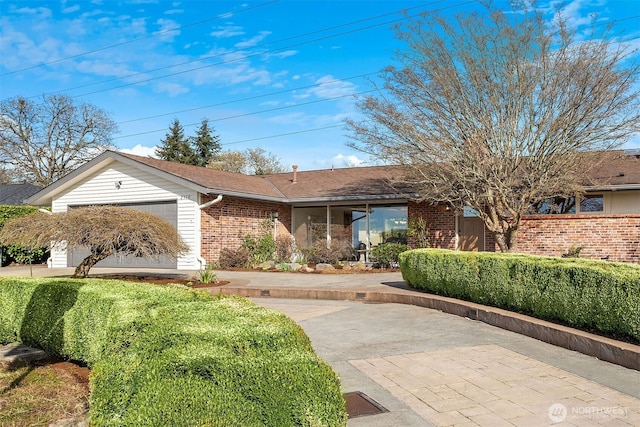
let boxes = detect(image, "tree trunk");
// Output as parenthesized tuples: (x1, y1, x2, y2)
(72, 251, 111, 278)
(494, 227, 519, 253)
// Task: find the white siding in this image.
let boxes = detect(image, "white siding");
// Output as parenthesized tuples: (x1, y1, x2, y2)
(51, 163, 201, 269)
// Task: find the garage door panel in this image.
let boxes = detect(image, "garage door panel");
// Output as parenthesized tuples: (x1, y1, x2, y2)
(68, 201, 178, 269)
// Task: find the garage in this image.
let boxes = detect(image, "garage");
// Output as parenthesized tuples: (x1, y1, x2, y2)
(67, 201, 179, 269)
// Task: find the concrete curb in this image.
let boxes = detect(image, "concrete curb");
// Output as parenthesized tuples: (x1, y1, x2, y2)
(210, 284, 640, 371)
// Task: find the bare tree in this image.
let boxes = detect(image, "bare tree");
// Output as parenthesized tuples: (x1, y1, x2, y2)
(0, 94, 117, 186)
(0, 206, 188, 278)
(347, 2, 640, 252)
(245, 147, 285, 175)
(209, 150, 248, 173)
(209, 148, 285, 175)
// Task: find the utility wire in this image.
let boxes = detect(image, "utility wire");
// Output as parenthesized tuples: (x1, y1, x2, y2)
(220, 124, 344, 146)
(70, 0, 474, 99)
(114, 88, 376, 139)
(118, 71, 378, 124)
(1, 0, 279, 76)
(33, 0, 462, 98)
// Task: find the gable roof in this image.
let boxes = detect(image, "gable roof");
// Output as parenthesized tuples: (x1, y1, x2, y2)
(25, 150, 415, 206)
(24, 149, 640, 207)
(0, 183, 42, 205)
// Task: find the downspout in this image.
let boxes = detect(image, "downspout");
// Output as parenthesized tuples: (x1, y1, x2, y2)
(198, 194, 223, 268)
(199, 194, 223, 210)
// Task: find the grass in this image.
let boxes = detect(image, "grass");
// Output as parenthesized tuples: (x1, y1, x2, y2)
(0, 358, 89, 426)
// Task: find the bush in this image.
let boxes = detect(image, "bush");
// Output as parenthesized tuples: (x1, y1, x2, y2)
(0, 278, 347, 426)
(4, 244, 49, 265)
(275, 235, 294, 263)
(218, 247, 252, 268)
(301, 240, 353, 265)
(370, 243, 409, 268)
(399, 249, 640, 342)
(0, 205, 47, 266)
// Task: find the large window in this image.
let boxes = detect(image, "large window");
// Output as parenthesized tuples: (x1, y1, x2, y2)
(292, 204, 407, 251)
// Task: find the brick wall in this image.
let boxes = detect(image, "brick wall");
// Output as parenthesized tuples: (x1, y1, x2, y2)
(407, 201, 457, 249)
(200, 195, 292, 263)
(518, 214, 640, 263)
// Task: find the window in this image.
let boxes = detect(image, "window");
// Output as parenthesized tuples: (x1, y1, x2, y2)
(528, 197, 576, 215)
(580, 195, 603, 213)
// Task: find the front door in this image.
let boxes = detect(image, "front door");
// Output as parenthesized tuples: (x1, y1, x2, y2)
(459, 207, 485, 251)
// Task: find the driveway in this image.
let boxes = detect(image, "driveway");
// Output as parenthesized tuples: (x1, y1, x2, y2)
(251, 299, 640, 426)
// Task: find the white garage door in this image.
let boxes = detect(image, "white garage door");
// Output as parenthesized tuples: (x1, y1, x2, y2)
(68, 201, 178, 269)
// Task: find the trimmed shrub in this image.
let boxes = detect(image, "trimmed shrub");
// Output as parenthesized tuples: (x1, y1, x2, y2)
(370, 243, 409, 268)
(399, 249, 640, 342)
(0, 205, 47, 266)
(0, 278, 347, 426)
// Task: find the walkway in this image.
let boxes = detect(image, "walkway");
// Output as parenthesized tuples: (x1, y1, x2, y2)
(1, 266, 639, 426)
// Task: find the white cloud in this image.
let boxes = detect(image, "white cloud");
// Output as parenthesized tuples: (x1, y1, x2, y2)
(549, 0, 606, 28)
(332, 153, 365, 168)
(235, 31, 271, 48)
(119, 144, 158, 158)
(15, 7, 52, 18)
(155, 81, 189, 96)
(263, 49, 298, 60)
(164, 9, 183, 15)
(62, 5, 81, 14)
(308, 75, 356, 99)
(210, 24, 245, 38)
(154, 18, 179, 41)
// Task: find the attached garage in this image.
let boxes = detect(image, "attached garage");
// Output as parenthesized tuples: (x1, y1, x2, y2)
(67, 201, 179, 269)
(25, 151, 205, 270)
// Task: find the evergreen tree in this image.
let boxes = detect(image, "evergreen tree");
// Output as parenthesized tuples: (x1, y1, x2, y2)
(190, 118, 221, 167)
(155, 119, 193, 163)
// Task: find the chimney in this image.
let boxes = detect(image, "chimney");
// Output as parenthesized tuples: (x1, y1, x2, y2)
(292, 165, 298, 183)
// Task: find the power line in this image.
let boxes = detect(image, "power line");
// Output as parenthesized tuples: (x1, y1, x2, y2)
(221, 124, 344, 146)
(1, 1, 279, 77)
(118, 72, 378, 124)
(114, 88, 376, 140)
(34, 0, 463, 99)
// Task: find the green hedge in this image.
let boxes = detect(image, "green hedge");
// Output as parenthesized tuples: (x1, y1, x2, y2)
(0, 205, 49, 266)
(0, 278, 347, 426)
(399, 249, 640, 342)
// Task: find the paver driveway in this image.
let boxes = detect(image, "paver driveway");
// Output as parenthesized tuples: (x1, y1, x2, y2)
(253, 299, 640, 427)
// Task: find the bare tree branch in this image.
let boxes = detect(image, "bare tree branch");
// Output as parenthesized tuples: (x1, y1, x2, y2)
(347, 2, 640, 251)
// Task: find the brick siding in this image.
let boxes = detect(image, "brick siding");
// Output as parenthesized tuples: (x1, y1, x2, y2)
(518, 214, 640, 263)
(201, 196, 640, 264)
(407, 201, 457, 249)
(200, 195, 292, 263)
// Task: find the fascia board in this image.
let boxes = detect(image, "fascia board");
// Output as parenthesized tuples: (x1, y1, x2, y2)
(586, 184, 640, 192)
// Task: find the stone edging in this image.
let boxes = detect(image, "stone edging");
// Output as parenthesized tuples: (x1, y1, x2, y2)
(210, 285, 640, 371)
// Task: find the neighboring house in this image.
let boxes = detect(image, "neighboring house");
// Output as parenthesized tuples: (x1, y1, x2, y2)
(0, 183, 42, 205)
(25, 150, 640, 269)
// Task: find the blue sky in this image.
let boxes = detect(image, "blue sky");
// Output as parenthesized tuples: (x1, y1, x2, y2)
(1, 0, 639, 171)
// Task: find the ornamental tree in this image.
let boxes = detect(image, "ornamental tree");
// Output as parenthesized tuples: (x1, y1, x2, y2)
(0, 206, 188, 278)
